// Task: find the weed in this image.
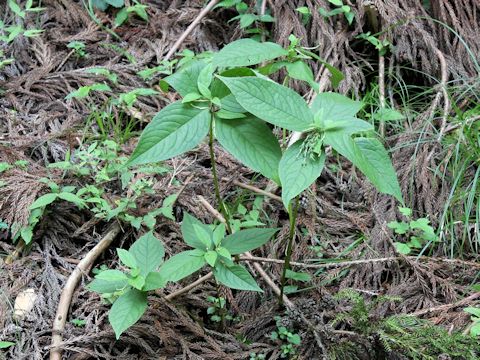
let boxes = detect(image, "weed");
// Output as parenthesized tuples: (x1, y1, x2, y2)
(319, 0, 355, 25)
(464, 307, 480, 337)
(388, 206, 438, 255)
(67, 41, 87, 58)
(270, 316, 301, 358)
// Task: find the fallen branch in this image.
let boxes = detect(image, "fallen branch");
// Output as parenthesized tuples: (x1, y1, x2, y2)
(231, 180, 282, 203)
(165, 272, 214, 301)
(164, 0, 221, 61)
(50, 223, 122, 360)
(411, 292, 480, 317)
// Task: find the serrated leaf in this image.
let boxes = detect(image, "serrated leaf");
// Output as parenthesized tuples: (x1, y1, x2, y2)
(87, 278, 128, 294)
(30, 193, 58, 210)
(213, 263, 262, 292)
(213, 39, 288, 68)
(164, 60, 206, 97)
(310, 92, 363, 121)
(218, 76, 313, 131)
(129, 232, 165, 276)
(324, 134, 403, 203)
(204, 250, 218, 267)
(394, 242, 411, 255)
(109, 289, 147, 339)
(128, 102, 210, 166)
(117, 249, 137, 268)
(215, 116, 282, 183)
(96, 270, 129, 282)
(221, 228, 278, 255)
(142, 272, 167, 291)
(181, 213, 212, 250)
(279, 140, 326, 209)
(160, 250, 206, 282)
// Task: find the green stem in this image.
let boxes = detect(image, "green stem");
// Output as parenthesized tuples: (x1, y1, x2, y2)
(209, 114, 232, 234)
(279, 198, 299, 305)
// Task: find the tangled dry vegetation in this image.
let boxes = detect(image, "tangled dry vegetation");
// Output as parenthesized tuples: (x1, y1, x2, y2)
(0, 1, 479, 359)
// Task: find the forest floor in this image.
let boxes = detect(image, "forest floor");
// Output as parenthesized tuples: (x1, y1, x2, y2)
(0, 1, 479, 359)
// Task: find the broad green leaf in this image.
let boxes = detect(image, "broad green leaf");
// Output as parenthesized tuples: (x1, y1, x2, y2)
(297, 49, 344, 89)
(96, 270, 129, 282)
(181, 213, 211, 250)
(0, 341, 14, 349)
(192, 223, 214, 249)
(182, 92, 202, 103)
(285, 61, 319, 92)
(129, 232, 165, 276)
(212, 223, 226, 246)
(213, 263, 263, 292)
(387, 221, 409, 235)
(324, 134, 403, 203)
(128, 275, 145, 290)
(57, 192, 85, 208)
(197, 63, 213, 98)
(117, 249, 137, 268)
(218, 76, 313, 131)
(279, 140, 326, 209)
(354, 137, 403, 203)
(106, 0, 124, 7)
(398, 207, 412, 217)
(220, 94, 245, 113)
(142, 272, 167, 291)
(109, 289, 147, 339)
(90, 83, 112, 92)
(310, 92, 363, 121)
(30, 193, 58, 210)
(221, 228, 278, 255)
(128, 102, 210, 166)
(204, 250, 218, 267)
(164, 60, 206, 97)
(285, 269, 311, 282)
(464, 307, 480, 318)
(372, 108, 404, 122)
(215, 109, 246, 119)
(213, 39, 288, 68)
(394, 242, 411, 255)
(160, 250, 206, 282)
(470, 323, 480, 337)
(215, 116, 282, 183)
(87, 278, 128, 294)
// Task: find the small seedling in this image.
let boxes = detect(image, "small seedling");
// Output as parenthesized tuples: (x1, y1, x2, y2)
(388, 207, 438, 255)
(71, 318, 87, 327)
(464, 307, 480, 337)
(67, 41, 87, 58)
(270, 316, 301, 358)
(319, 0, 355, 25)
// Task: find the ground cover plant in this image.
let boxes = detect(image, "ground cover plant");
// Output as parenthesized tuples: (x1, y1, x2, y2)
(0, 0, 479, 359)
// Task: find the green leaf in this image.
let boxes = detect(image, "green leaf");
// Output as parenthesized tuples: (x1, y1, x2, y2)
(464, 307, 480, 318)
(285, 269, 311, 282)
(213, 39, 288, 68)
(218, 76, 313, 131)
(279, 140, 326, 209)
(0, 341, 14, 349)
(128, 102, 210, 166)
(215, 116, 282, 183)
(192, 223, 214, 249)
(197, 63, 213, 98)
(324, 134, 403, 203)
(394, 242, 411, 255)
(471, 323, 480, 337)
(128, 275, 145, 290)
(57, 192, 85, 208)
(109, 289, 147, 339)
(398, 207, 412, 217)
(181, 213, 212, 250)
(30, 193, 58, 210)
(115, 7, 129, 26)
(285, 61, 318, 92)
(204, 250, 218, 267)
(129, 232, 165, 276)
(87, 278, 128, 294)
(220, 94, 245, 113)
(372, 108, 404, 122)
(160, 250, 206, 282)
(213, 263, 263, 292)
(182, 92, 203, 103)
(387, 221, 409, 235)
(142, 272, 167, 291)
(310, 92, 363, 121)
(221, 228, 278, 255)
(117, 249, 137, 268)
(164, 60, 206, 97)
(96, 270, 129, 282)
(105, 0, 124, 8)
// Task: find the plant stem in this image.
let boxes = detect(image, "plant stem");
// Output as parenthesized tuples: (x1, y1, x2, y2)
(279, 198, 299, 305)
(209, 114, 232, 234)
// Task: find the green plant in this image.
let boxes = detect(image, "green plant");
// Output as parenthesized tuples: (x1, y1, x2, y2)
(65, 83, 111, 100)
(388, 206, 438, 255)
(90, 0, 148, 26)
(295, 6, 312, 25)
(270, 316, 301, 358)
(216, 0, 275, 38)
(464, 307, 480, 337)
(249, 352, 266, 360)
(207, 295, 237, 323)
(128, 38, 402, 304)
(319, 0, 355, 25)
(356, 32, 392, 56)
(70, 318, 87, 327)
(67, 41, 87, 58)
(90, 214, 277, 338)
(0, 341, 14, 349)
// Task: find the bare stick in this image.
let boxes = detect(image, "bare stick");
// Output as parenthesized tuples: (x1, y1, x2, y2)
(378, 53, 386, 137)
(50, 224, 122, 360)
(411, 292, 480, 317)
(232, 180, 282, 202)
(164, 272, 214, 301)
(164, 0, 221, 61)
(435, 49, 450, 140)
